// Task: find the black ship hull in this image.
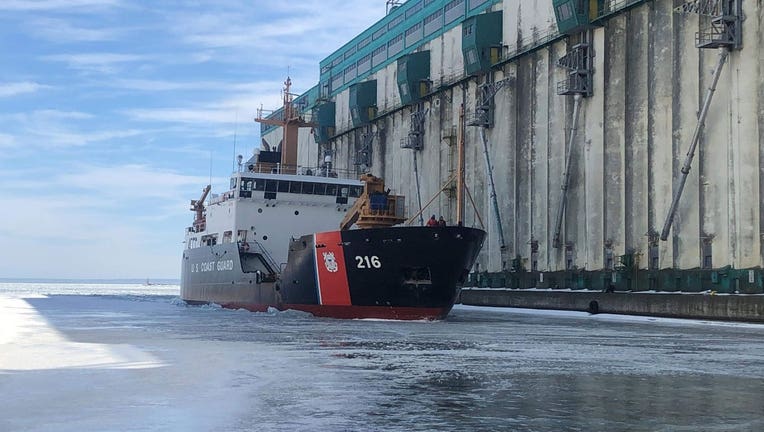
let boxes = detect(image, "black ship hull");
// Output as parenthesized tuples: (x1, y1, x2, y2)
(181, 226, 485, 320)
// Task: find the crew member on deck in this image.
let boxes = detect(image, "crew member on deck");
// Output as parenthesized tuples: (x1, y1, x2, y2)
(438, 216, 446, 227)
(427, 215, 438, 227)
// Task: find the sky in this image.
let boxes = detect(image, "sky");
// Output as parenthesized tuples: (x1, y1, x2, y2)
(0, 0, 384, 279)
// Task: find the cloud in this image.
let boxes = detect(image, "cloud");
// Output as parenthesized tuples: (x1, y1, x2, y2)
(119, 78, 287, 127)
(122, 108, 242, 125)
(0, 0, 123, 11)
(0, 81, 48, 97)
(0, 194, 178, 279)
(0, 164, 216, 210)
(3, 109, 94, 121)
(0, 133, 15, 148)
(107, 78, 281, 93)
(25, 17, 123, 43)
(155, 1, 383, 67)
(41, 53, 150, 74)
(59, 164, 213, 201)
(0, 110, 143, 149)
(34, 129, 146, 147)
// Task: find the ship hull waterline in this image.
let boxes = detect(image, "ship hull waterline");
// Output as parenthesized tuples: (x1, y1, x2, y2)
(181, 226, 486, 320)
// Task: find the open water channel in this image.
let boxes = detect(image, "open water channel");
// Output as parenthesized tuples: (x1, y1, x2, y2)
(1, 282, 763, 431)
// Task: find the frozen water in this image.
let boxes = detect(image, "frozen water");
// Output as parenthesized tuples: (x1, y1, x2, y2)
(1, 282, 764, 432)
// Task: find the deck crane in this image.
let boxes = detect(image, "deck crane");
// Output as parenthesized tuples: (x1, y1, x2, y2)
(340, 174, 406, 230)
(190, 185, 211, 232)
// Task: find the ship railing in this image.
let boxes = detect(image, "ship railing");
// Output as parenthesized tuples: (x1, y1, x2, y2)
(209, 190, 235, 205)
(239, 240, 280, 274)
(245, 163, 360, 180)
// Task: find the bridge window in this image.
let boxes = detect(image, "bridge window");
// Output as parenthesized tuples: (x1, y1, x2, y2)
(313, 183, 327, 195)
(349, 185, 363, 197)
(326, 183, 338, 196)
(239, 179, 253, 198)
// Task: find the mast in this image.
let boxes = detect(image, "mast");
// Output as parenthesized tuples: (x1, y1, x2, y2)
(456, 97, 466, 225)
(255, 77, 315, 174)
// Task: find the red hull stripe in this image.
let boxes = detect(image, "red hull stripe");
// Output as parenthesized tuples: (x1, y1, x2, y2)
(313, 231, 352, 306)
(221, 302, 449, 320)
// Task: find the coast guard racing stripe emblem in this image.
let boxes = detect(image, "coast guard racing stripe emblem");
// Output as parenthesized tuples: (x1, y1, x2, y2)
(314, 231, 351, 305)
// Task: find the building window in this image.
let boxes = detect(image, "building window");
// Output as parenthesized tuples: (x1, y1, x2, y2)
(388, 34, 404, 56)
(405, 1, 422, 18)
(388, 13, 404, 30)
(344, 65, 357, 82)
(468, 0, 489, 10)
(372, 26, 386, 40)
(405, 22, 422, 47)
(444, 0, 465, 23)
(357, 53, 372, 75)
(372, 44, 387, 66)
(331, 75, 344, 92)
(344, 45, 357, 60)
(557, 3, 575, 21)
(357, 35, 372, 50)
(424, 9, 443, 35)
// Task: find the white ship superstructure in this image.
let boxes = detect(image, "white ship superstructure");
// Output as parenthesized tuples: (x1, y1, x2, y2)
(184, 165, 363, 272)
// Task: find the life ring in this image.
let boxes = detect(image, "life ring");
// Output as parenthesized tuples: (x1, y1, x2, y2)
(241, 242, 250, 252)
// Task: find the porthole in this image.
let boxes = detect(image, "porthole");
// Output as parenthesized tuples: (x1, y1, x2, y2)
(263, 235, 268, 241)
(294, 210, 299, 216)
(258, 208, 263, 213)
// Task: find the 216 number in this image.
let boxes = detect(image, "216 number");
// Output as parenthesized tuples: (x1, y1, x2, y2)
(355, 255, 382, 269)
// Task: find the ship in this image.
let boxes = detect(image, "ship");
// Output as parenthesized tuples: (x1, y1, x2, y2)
(180, 78, 485, 320)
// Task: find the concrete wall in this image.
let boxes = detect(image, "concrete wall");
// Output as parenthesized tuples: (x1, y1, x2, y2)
(460, 288, 764, 322)
(322, 0, 763, 274)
